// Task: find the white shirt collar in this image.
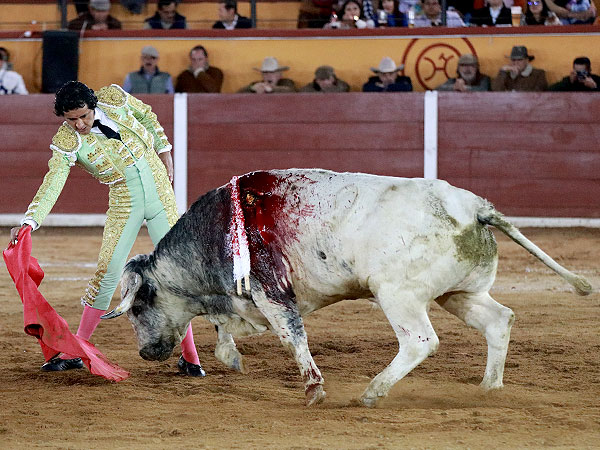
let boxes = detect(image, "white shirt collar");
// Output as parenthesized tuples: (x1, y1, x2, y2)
(90, 107, 119, 134)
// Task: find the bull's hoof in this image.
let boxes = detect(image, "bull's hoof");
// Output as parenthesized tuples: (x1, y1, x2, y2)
(178, 355, 206, 377)
(305, 384, 326, 406)
(480, 380, 504, 391)
(215, 346, 247, 374)
(360, 392, 385, 408)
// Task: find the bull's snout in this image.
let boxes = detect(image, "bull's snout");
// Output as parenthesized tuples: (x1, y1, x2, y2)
(139, 341, 175, 362)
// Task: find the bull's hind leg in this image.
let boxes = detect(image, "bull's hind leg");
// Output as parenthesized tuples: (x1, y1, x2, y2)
(436, 291, 515, 390)
(251, 290, 325, 406)
(361, 285, 439, 407)
(214, 326, 247, 373)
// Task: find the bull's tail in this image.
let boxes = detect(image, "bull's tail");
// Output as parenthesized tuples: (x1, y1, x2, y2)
(477, 206, 593, 296)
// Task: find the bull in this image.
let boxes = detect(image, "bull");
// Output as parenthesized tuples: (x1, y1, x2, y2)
(102, 169, 592, 407)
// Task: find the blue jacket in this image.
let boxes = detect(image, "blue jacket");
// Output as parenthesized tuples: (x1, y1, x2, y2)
(362, 75, 413, 92)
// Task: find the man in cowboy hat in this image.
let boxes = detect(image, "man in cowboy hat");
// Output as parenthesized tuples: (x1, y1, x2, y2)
(238, 57, 297, 93)
(492, 46, 547, 92)
(436, 54, 491, 92)
(362, 57, 413, 92)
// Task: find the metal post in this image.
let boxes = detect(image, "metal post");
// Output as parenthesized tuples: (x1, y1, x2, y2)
(59, 0, 68, 30)
(441, 0, 447, 26)
(250, 0, 257, 28)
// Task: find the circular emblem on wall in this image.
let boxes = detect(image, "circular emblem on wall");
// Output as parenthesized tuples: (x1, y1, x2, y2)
(401, 38, 477, 90)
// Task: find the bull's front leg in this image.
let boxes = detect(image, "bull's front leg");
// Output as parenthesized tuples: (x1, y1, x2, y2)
(252, 290, 326, 406)
(214, 325, 247, 373)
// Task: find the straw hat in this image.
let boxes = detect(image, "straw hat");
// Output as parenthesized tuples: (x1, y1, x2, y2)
(253, 57, 289, 73)
(370, 57, 404, 73)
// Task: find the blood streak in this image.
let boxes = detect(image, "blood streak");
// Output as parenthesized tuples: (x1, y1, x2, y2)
(235, 171, 315, 307)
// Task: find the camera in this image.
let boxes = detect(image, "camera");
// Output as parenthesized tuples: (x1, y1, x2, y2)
(576, 70, 589, 80)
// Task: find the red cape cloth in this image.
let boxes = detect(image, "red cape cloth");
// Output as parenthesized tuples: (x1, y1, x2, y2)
(3, 226, 129, 382)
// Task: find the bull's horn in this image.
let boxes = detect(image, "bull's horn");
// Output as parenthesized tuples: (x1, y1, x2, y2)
(101, 272, 142, 319)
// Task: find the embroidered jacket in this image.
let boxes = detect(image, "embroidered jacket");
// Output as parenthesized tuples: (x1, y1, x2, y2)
(23, 84, 172, 226)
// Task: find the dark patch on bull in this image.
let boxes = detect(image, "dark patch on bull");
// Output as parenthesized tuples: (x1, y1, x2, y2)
(317, 250, 327, 260)
(454, 223, 497, 266)
(153, 187, 235, 296)
(136, 279, 157, 308)
(124, 254, 152, 277)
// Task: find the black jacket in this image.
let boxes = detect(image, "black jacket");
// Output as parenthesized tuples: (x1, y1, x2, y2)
(470, 6, 512, 26)
(212, 15, 253, 29)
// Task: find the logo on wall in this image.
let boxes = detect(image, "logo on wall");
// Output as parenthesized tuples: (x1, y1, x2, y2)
(400, 38, 477, 90)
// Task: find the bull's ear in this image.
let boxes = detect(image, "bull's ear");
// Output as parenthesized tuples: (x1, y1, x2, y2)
(101, 272, 142, 320)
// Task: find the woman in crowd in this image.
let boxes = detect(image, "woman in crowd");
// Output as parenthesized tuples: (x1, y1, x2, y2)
(324, 0, 376, 28)
(520, 0, 562, 24)
(377, 0, 407, 26)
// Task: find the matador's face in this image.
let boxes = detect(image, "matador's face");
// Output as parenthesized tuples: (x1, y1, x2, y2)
(64, 106, 95, 135)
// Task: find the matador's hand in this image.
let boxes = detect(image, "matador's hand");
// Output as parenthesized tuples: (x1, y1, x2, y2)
(158, 151, 174, 184)
(8, 226, 22, 248)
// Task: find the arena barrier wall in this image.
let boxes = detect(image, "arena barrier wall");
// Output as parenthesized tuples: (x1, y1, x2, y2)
(1, 92, 599, 227)
(2, 27, 600, 94)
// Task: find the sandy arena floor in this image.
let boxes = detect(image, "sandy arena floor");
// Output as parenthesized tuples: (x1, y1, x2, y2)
(0, 226, 599, 449)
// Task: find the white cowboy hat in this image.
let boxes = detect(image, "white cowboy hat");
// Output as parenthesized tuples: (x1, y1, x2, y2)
(370, 56, 404, 73)
(253, 57, 289, 73)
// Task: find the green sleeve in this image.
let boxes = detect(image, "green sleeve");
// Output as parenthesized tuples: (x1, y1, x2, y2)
(24, 151, 72, 226)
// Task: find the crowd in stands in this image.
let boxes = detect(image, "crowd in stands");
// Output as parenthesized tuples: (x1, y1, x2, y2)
(302, 0, 596, 27)
(65, 0, 597, 30)
(2, 40, 599, 95)
(67, 0, 252, 31)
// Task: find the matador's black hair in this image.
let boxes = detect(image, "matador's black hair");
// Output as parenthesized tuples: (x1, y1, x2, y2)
(54, 81, 98, 117)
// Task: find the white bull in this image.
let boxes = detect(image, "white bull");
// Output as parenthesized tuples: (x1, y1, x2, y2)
(102, 169, 592, 406)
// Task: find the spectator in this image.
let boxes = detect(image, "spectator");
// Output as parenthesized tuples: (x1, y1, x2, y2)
(213, 0, 253, 29)
(238, 57, 296, 93)
(123, 46, 174, 94)
(175, 45, 224, 93)
(436, 54, 491, 91)
(376, 0, 407, 26)
(520, 0, 562, 24)
(68, 0, 122, 31)
(324, 0, 376, 28)
(549, 57, 600, 91)
(297, 0, 336, 28)
(72, 0, 90, 16)
(300, 65, 350, 92)
(470, 0, 512, 26)
(362, 57, 413, 92)
(144, 0, 187, 29)
(0, 47, 28, 95)
(413, 0, 466, 26)
(541, 0, 596, 23)
(120, 0, 147, 14)
(491, 45, 548, 91)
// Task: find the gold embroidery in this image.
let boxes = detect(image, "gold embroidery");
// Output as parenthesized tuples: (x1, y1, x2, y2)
(96, 85, 126, 107)
(145, 152, 179, 227)
(82, 180, 132, 307)
(51, 124, 80, 153)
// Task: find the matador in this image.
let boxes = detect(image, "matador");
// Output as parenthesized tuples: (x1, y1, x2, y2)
(9, 81, 204, 376)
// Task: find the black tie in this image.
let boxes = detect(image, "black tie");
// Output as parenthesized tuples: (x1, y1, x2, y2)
(93, 120, 121, 141)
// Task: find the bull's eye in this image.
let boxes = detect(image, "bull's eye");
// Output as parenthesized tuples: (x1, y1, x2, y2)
(131, 305, 142, 316)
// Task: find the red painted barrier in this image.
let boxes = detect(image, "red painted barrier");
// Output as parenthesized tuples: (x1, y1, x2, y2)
(1, 92, 598, 218)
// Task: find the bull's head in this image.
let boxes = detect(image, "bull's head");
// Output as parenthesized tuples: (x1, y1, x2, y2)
(101, 254, 192, 362)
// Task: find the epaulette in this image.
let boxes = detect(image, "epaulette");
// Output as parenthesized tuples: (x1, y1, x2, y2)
(51, 123, 80, 153)
(96, 84, 127, 108)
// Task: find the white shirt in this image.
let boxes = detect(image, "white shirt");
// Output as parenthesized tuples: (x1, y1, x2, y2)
(0, 62, 28, 95)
